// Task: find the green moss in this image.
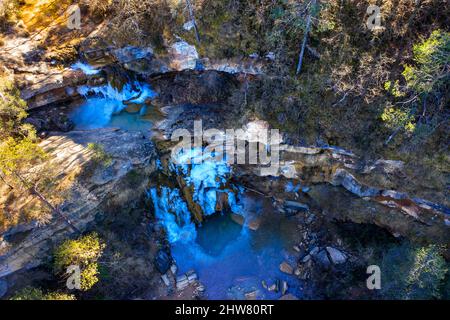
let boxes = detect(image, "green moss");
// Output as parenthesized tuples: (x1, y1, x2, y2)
(87, 143, 113, 167)
(54, 232, 105, 291)
(380, 243, 448, 299)
(10, 287, 75, 300)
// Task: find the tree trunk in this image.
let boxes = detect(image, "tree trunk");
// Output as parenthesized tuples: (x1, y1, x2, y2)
(13, 171, 81, 234)
(384, 127, 402, 146)
(29, 186, 81, 234)
(186, 0, 201, 43)
(296, 0, 316, 75)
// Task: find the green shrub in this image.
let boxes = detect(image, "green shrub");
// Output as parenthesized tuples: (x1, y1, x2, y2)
(11, 287, 75, 300)
(381, 29, 449, 144)
(381, 243, 448, 299)
(0, 75, 29, 139)
(54, 233, 105, 291)
(402, 30, 450, 95)
(87, 143, 112, 167)
(380, 105, 415, 132)
(384, 80, 405, 98)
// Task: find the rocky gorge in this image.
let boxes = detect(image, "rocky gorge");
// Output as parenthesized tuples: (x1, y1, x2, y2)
(0, 0, 449, 301)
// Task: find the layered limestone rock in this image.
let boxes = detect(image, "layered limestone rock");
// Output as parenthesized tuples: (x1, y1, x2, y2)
(0, 129, 156, 280)
(80, 40, 265, 77)
(150, 96, 449, 246)
(19, 67, 106, 111)
(20, 69, 88, 109)
(234, 143, 450, 245)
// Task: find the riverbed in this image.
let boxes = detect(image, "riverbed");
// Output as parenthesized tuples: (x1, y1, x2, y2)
(69, 62, 304, 300)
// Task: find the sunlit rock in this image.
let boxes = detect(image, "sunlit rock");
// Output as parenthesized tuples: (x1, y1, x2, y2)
(113, 46, 153, 64)
(332, 168, 380, 197)
(169, 41, 199, 71)
(183, 20, 195, 31)
(0, 129, 156, 279)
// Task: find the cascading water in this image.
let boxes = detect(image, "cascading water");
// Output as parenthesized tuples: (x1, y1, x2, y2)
(71, 61, 304, 299)
(168, 148, 242, 216)
(149, 148, 243, 243)
(69, 62, 156, 131)
(71, 62, 101, 75)
(150, 148, 303, 299)
(150, 187, 197, 243)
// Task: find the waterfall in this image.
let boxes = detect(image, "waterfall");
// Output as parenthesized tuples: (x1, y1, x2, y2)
(150, 147, 244, 245)
(69, 61, 156, 129)
(71, 62, 101, 75)
(77, 81, 155, 112)
(171, 147, 242, 216)
(72, 60, 156, 108)
(149, 187, 197, 243)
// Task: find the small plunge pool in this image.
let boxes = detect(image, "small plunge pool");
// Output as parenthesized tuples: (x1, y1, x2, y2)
(170, 192, 303, 299)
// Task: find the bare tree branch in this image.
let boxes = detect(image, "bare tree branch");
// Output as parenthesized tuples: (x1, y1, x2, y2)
(296, 0, 316, 75)
(186, 0, 200, 43)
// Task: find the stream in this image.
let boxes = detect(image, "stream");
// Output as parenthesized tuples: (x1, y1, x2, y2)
(169, 193, 303, 299)
(69, 63, 155, 131)
(70, 62, 304, 300)
(150, 148, 304, 299)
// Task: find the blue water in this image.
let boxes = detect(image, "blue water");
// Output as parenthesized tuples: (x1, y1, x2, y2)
(69, 62, 156, 131)
(150, 148, 303, 300)
(71, 62, 101, 75)
(70, 97, 153, 131)
(171, 194, 302, 300)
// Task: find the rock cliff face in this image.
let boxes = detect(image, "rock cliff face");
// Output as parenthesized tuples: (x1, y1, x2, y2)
(0, 129, 157, 285)
(233, 142, 450, 245)
(15, 40, 262, 117)
(19, 69, 88, 109)
(152, 111, 450, 246)
(80, 42, 265, 77)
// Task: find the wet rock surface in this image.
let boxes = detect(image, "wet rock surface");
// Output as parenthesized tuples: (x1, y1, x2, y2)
(233, 143, 450, 245)
(155, 250, 171, 274)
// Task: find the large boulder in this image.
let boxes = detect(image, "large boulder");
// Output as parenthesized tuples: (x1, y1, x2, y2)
(169, 41, 199, 71)
(113, 46, 153, 64)
(20, 69, 90, 109)
(154, 250, 171, 274)
(0, 129, 157, 280)
(326, 247, 347, 265)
